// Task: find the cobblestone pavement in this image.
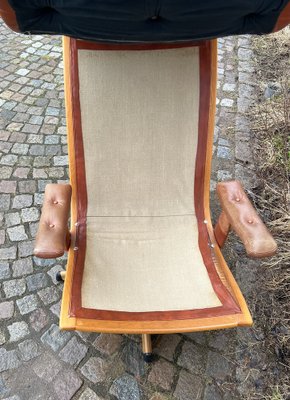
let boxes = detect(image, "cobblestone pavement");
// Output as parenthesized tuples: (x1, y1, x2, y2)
(0, 20, 271, 400)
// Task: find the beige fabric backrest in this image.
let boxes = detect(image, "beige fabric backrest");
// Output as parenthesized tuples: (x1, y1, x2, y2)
(79, 48, 200, 217)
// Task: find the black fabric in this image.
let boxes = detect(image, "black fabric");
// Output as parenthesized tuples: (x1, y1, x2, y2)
(8, 0, 289, 42)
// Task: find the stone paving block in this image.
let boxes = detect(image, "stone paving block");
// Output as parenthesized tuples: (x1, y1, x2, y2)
(154, 334, 181, 362)
(173, 370, 203, 400)
(5, 212, 21, 227)
(18, 180, 37, 193)
(53, 155, 68, 166)
(121, 340, 145, 378)
(18, 339, 40, 361)
(93, 333, 123, 356)
(12, 257, 33, 277)
(206, 351, 233, 380)
(41, 324, 71, 352)
(12, 194, 33, 209)
(7, 225, 28, 241)
(78, 388, 104, 400)
(0, 349, 21, 372)
(3, 278, 26, 298)
(0, 301, 14, 319)
(26, 272, 48, 291)
(32, 351, 62, 382)
(59, 336, 88, 366)
(21, 207, 39, 222)
(109, 374, 141, 400)
(0, 246, 17, 260)
(0, 166, 13, 179)
(11, 143, 29, 155)
(8, 321, 30, 343)
(183, 332, 208, 345)
(13, 167, 30, 178)
(148, 359, 175, 391)
(177, 341, 206, 374)
(16, 294, 38, 315)
(0, 194, 10, 211)
(208, 331, 232, 352)
(0, 229, 5, 245)
(0, 262, 10, 279)
(53, 369, 83, 400)
(18, 240, 34, 257)
(29, 308, 49, 332)
(217, 145, 232, 159)
(80, 357, 110, 384)
(0, 181, 16, 193)
(50, 300, 61, 317)
(38, 286, 61, 305)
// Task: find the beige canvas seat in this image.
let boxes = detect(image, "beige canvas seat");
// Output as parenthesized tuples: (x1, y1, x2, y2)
(34, 38, 277, 360)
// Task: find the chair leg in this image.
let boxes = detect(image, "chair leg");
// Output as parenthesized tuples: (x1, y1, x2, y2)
(56, 271, 66, 282)
(142, 334, 153, 363)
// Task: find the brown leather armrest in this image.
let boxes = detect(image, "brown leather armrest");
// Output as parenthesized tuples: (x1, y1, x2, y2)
(216, 181, 277, 258)
(273, 1, 290, 32)
(0, 0, 20, 32)
(34, 184, 72, 259)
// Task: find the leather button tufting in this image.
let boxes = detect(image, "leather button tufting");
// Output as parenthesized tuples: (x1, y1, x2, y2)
(49, 224, 55, 228)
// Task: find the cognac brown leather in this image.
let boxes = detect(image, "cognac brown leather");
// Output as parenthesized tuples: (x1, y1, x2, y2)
(273, 1, 290, 32)
(214, 210, 231, 248)
(216, 181, 277, 258)
(34, 184, 72, 259)
(0, 0, 19, 32)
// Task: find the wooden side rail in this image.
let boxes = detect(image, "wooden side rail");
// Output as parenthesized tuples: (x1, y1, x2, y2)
(34, 184, 72, 259)
(214, 181, 277, 258)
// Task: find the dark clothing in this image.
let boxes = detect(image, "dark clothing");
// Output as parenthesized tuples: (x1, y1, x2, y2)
(9, 0, 289, 42)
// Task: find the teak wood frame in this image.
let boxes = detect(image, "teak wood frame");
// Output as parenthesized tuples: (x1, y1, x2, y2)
(59, 37, 252, 336)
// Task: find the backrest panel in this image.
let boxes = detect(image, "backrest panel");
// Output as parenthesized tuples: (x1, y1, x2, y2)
(78, 48, 200, 217)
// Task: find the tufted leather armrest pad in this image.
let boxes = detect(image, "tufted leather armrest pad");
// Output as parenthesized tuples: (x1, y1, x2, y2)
(216, 181, 277, 258)
(34, 184, 72, 259)
(0, 0, 19, 32)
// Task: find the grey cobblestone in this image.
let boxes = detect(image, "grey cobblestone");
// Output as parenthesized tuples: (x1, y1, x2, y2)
(26, 272, 48, 291)
(3, 279, 26, 298)
(18, 339, 40, 361)
(173, 370, 203, 400)
(41, 324, 71, 351)
(7, 225, 28, 241)
(59, 336, 88, 366)
(109, 374, 141, 400)
(12, 257, 33, 277)
(79, 388, 103, 400)
(80, 357, 110, 384)
(0, 301, 14, 319)
(16, 294, 38, 315)
(0, 262, 11, 279)
(8, 321, 30, 342)
(53, 370, 83, 400)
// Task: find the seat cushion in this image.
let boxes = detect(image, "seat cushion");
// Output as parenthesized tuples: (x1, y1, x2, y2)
(82, 216, 221, 312)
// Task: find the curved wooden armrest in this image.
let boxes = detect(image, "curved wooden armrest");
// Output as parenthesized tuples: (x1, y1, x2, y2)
(34, 184, 72, 259)
(0, 0, 20, 32)
(216, 181, 277, 258)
